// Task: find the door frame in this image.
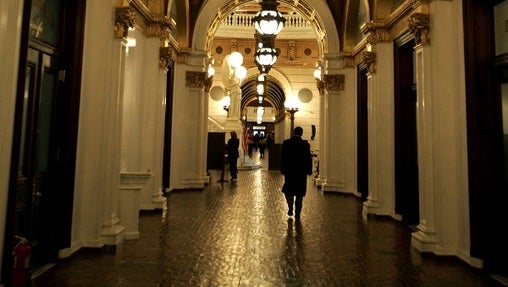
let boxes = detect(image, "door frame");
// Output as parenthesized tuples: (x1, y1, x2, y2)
(357, 65, 369, 201)
(394, 38, 419, 226)
(2, 0, 86, 282)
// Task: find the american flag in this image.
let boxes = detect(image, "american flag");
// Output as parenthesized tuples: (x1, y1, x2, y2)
(242, 127, 249, 153)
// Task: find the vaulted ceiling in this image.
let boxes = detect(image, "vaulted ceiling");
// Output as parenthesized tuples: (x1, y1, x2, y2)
(173, 0, 404, 113)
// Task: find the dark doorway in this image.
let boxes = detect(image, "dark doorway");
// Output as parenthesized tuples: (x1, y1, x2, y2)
(3, 0, 85, 281)
(207, 132, 226, 171)
(394, 39, 419, 226)
(162, 61, 175, 193)
(463, 0, 508, 277)
(357, 66, 369, 201)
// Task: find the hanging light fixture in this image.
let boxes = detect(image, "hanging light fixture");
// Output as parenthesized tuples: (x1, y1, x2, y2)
(256, 82, 265, 95)
(255, 47, 278, 67)
(253, 0, 286, 36)
(257, 74, 266, 104)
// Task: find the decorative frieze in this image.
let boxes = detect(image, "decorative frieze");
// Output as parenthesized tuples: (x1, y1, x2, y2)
(323, 74, 345, 92)
(409, 13, 430, 45)
(114, 7, 136, 39)
(186, 71, 206, 89)
(341, 55, 356, 69)
(362, 51, 377, 74)
(360, 21, 391, 46)
(159, 47, 176, 71)
(147, 17, 175, 39)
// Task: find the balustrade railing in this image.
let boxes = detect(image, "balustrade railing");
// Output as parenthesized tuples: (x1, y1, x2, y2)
(221, 13, 310, 30)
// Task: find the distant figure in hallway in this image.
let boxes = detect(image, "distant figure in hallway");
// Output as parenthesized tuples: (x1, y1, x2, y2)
(258, 137, 266, 158)
(280, 126, 313, 219)
(227, 131, 240, 181)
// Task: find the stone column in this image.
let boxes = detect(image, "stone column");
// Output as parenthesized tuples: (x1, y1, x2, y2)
(315, 76, 326, 187)
(341, 55, 359, 194)
(315, 54, 345, 190)
(408, 12, 439, 252)
(100, 6, 137, 245)
(360, 21, 395, 218)
(134, 29, 173, 211)
(413, 1, 470, 260)
(0, 0, 24, 274)
(169, 60, 210, 189)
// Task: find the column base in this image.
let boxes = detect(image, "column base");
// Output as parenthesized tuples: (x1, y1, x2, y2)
(411, 225, 438, 253)
(100, 219, 125, 245)
(362, 198, 379, 220)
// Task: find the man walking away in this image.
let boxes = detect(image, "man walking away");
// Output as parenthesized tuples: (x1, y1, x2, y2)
(227, 131, 240, 181)
(280, 126, 313, 219)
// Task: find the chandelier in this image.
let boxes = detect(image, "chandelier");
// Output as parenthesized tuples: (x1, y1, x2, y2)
(253, 0, 286, 36)
(254, 33, 279, 74)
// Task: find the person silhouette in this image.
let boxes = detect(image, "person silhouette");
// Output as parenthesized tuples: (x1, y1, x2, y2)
(226, 131, 240, 181)
(280, 126, 313, 219)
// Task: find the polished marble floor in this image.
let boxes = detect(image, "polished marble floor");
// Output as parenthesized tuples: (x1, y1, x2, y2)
(32, 155, 504, 286)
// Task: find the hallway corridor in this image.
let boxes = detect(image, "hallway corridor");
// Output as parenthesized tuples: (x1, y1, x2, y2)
(32, 167, 501, 286)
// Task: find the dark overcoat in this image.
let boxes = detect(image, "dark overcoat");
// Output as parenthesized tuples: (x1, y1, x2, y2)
(227, 138, 240, 159)
(280, 135, 312, 196)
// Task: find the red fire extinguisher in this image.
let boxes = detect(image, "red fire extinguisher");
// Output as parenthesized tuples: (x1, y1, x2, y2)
(11, 236, 31, 287)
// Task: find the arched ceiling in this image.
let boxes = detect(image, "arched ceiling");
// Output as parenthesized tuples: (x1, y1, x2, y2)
(240, 75, 286, 112)
(170, 0, 408, 116)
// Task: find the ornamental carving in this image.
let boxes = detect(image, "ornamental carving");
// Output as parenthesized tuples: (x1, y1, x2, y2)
(409, 13, 430, 45)
(341, 56, 356, 69)
(323, 74, 345, 92)
(361, 22, 390, 46)
(362, 51, 377, 74)
(204, 76, 213, 93)
(186, 71, 206, 89)
(160, 47, 176, 71)
(114, 7, 136, 39)
(147, 17, 175, 39)
(316, 79, 325, 96)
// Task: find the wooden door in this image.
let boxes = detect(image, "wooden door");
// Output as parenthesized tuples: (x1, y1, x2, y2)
(13, 48, 64, 270)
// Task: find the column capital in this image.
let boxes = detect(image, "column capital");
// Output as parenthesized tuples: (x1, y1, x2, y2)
(146, 17, 176, 40)
(204, 76, 213, 93)
(186, 71, 206, 89)
(409, 13, 431, 45)
(316, 79, 325, 96)
(362, 51, 377, 74)
(323, 74, 345, 92)
(114, 7, 136, 39)
(340, 55, 356, 69)
(361, 21, 391, 46)
(159, 47, 176, 71)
